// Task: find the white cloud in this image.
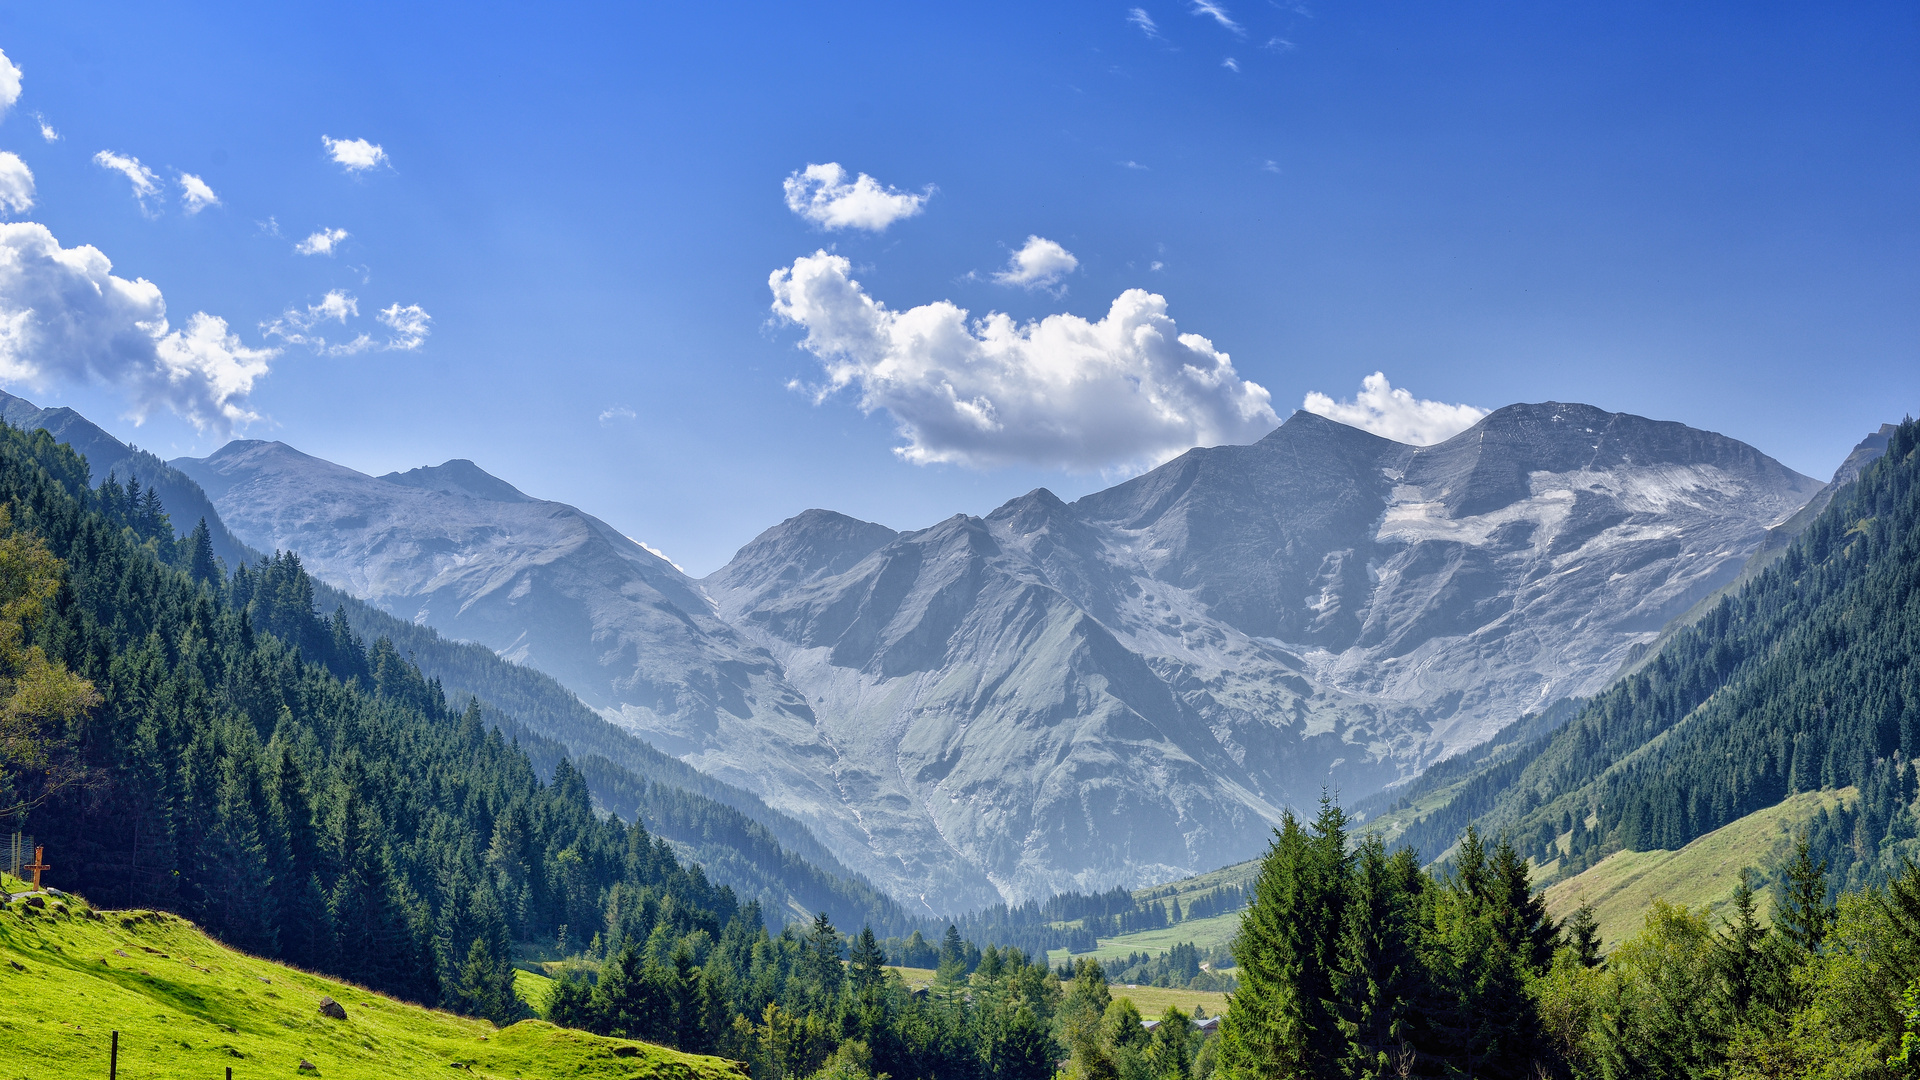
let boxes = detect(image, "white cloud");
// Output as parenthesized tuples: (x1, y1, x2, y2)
(0, 49, 19, 116)
(1122, 160, 1148, 171)
(264, 292, 430, 354)
(1128, 8, 1160, 37)
(93, 150, 160, 209)
(1261, 159, 1281, 173)
(0, 222, 275, 431)
(1264, 36, 1296, 52)
(993, 236, 1079, 292)
(783, 163, 930, 232)
(632, 538, 684, 572)
(295, 227, 349, 256)
(377, 303, 431, 350)
(769, 250, 1277, 470)
(1190, 0, 1243, 35)
(178, 173, 220, 214)
(34, 114, 56, 142)
(1222, 57, 1240, 72)
(599, 404, 636, 424)
(0, 153, 33, 216)
(262, 289, 369, 354)
(322, 135, 389, 172)
(1301, 372, 1488, 446)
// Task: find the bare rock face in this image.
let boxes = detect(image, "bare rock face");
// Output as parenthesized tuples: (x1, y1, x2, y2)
(700, 404, 1817, 904)
(176, 404, 1818, 911)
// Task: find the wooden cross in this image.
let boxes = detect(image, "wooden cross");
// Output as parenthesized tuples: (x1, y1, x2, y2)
(24, 845, 47, 890)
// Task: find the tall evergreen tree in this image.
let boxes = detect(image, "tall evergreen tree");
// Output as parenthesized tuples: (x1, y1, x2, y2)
(1220, 799, 1353, 1080)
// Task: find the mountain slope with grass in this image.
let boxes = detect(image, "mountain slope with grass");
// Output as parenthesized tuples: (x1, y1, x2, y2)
(0, 886, 743, 1080)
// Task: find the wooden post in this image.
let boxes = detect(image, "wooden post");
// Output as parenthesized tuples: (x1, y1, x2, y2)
(109, 1030, 118, 1079)
(24, 846, 48, 891)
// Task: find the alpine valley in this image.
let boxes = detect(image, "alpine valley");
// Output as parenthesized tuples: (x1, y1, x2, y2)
(166, 401, 1822, 912)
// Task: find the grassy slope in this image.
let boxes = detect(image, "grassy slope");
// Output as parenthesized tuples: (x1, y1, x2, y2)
(1541, 788, 1856, 950)
(0, 894, 743, 1080)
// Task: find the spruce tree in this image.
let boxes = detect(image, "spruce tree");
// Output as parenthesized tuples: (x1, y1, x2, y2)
(1562, 902, 1602, 968)
(196, 755, 277, 956)
(185, 519, 220, 585)
(849, 925, 887, 999)
(1219, 800, 1352, 1080)
(1776, 837, 1834, 954)
(1335, 835, 1424, 1076)
(1714, 869, 1773, 1023)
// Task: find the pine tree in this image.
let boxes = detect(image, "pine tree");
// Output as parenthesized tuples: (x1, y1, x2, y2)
(1562, 902, 1602, 968)
(267, 745, 331, 968)
(849, 925, 887, 999)
(1335, 835, 1424, 1076)
(994, 1006, 1056, 1080)
(1714, 869, 1772, 1023)
(1776, 837, 1834, 954)
(1219, 800, 1352, 1080)
(1489, 836, 1556, 974)
(185, 519, 220, 585)
(195, 755, 277, 956)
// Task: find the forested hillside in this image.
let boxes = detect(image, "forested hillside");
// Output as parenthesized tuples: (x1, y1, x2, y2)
(0, 417, 1255, 1080)
(1370, 418, 1920, 897)
(0, 393, 930, 933)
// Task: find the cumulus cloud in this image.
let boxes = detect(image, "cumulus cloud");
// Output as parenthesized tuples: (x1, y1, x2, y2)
(262, 289, 370, 354)
(1302, 372, 1488, 446)
(783, 163, 930, 232)
(0, 222, 275, 430)
(178, 173, 220, 214)
(993, 236, 1079, 292)
(1190, 0, 1243, 35)
(599, 404, 636, 424)
(1128, 8, 1160, 37)
(377, 303, 431, 350)
(94, 151, 161, 209)
(295, 227, 349, 256)
(0, 49, 19, 117)
(264, 294, 429, 354)
(769, 250, 1277, 470)
(0, 153, 33, 216)
(34, 114, 56, 142)
(322, 135, 389, 172)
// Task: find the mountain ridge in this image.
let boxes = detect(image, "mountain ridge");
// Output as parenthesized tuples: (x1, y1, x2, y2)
(171, 400, 1819, 907)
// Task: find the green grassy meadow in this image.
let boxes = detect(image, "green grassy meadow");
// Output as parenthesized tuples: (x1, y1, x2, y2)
(1542, 787, 1857, 948)
(0, 890, 744, 1080)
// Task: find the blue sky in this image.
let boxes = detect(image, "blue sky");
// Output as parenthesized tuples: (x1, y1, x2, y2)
(0, 1, 1913, 573)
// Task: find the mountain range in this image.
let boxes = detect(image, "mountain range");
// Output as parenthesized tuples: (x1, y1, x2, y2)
(165, 401, 1820, 910)
(0, 390, 916, 934)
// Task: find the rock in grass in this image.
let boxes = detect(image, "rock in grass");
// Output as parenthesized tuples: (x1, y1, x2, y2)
(317, 996, 347, 1020)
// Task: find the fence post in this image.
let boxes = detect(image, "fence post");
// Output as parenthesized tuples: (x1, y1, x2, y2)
(109, 1030, 118, 1079)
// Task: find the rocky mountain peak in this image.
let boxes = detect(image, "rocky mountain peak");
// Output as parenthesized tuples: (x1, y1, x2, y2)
(378, 459, 533, 503)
